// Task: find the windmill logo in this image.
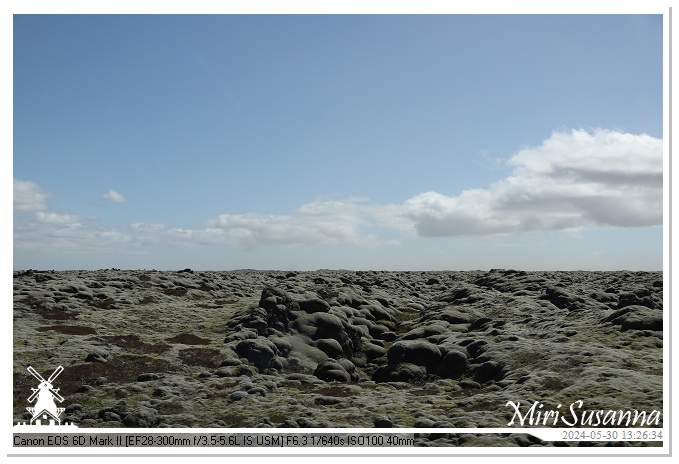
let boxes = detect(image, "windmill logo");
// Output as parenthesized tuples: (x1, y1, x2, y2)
(16, 365, 76, 427)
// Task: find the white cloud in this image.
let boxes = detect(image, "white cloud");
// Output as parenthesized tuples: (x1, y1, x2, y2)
(401, 129, 662, 237)
(13, 179, 53, 212)
(103, 189, 128, 203)
(35, 211, 81, 226)
(206, 198, 379, 249)
(12, 129, 663, 256)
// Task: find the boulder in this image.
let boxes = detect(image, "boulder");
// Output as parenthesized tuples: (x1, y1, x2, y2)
(372, 363, 428, 383)
(363, 342, 387, 361)
(235, 338, 278, 370)
(291, 312, 358, 357)
(436, 350, 470, 379)
(404, 324, 449, 340)
(386, 340, 442, 371)
(440, 309, 476, 324)
(472, 360, 507, 383)
(314, 358, 351, 382)
(315, 338, 344, 358)
(617, 291, 658, 310)
(298, 298, 330, 313)
(603, 305, 662, 331)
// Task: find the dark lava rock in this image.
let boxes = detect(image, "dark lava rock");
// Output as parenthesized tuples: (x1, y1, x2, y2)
(315, 338, 344, 358)
(315, 396, 343, 405)
(472, 360, 507, 383)
(247, 386, 267, 397)
(85, 351, 109, 363)
(219, 357, 243, 367)
(224, 330, 258, 343)
(358, 303, 395, 323)
(368, 323, 390, 338)
(371, 349, 439, 383)
(292, 312, 361, 357)
(386, 340, 442, 371)
(283, 417, 319, 428)
(402, 324, 448, 340)
(235, 338, 278, 370)
(152, 387, 171, 398)
(336, 292, 368, 309)
(233, 287, 298, 334)
(617, 290, 659, 310)
(602, 305, 663, 331)
(468, 317, 494, 332)
(372, 362, 428, 383)
(458, 379, 481, 389)
(544, 286, 586, 310)
(13, 269, 663, 434)
(215, 366, 254, 377)
(307, 313, 344, 338)
(414, 418, 436, 428)
(436, 350, 470, 379)
(99, 412, 121, 422)
(230, 391, 248, 401)
(363, 342, 387, 361)
(298, 298, 330, 313)
(378, 331, 398, 342)
(314, 358, 351, 382)
(437, 285, 481, 304)
(440, 309, 476, 324)
(122, 406, 159, 427)
(64, 404, 83, 415)
(465, 339, 488, 358)
(270, 337, 292, 357)
(374, 416, 393, 427)
(98, 400, 130, 420)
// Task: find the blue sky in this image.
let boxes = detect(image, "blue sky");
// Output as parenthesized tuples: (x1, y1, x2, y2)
(12, 13, 665, 271)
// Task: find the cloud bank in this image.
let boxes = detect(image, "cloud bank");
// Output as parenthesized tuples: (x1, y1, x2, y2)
(403, 129, 662, 237)
(206, 198, 380, 249)
(13, 179, 53, 212)
(13, 129, 662, 254)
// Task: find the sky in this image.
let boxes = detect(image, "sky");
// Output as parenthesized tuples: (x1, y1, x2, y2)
(12, 13, 665, 271)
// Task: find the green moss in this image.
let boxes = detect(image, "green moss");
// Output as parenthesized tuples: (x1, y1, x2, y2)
(434, 401, 458, 412)
(79, 394, 106, 414)
(156, 401, 185, 414)
(540, 376, 573, 391)
(394, 307, 420, 323)
(36, 325, 97, 336)
(508, 350, 545, 369)
(139, 295, 156, 305)
(217, 413, 248, 427)
(87, 297, 116, 309)
(100, 334, 171, 355)
(268, 412, 289, 424)
(195, 303, 222, 309)
(313, 386, 359, 397)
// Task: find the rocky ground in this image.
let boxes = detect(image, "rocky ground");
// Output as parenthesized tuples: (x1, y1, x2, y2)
(13, 269, 663, 447)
